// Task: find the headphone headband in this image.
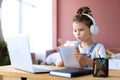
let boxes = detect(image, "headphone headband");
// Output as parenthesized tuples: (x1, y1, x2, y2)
(83, 14, 96, 25)
(83, 14, 99, 35)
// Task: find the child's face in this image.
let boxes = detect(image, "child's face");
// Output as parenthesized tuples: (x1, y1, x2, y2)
(72, 21, 91, 42)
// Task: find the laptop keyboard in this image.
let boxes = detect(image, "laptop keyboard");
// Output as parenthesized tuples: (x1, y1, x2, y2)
(33, 67, 49, 72)
(33, 65, 59, 72)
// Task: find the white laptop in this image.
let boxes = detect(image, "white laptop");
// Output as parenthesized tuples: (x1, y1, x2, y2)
(59, 47, 80, 68)
(5, 35, 55, 73)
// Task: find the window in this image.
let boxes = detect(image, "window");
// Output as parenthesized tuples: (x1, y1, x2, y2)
(1, 0, 53, 52)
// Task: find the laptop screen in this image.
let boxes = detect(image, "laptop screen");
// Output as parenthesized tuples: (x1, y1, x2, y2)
(6, 35, 34, 73)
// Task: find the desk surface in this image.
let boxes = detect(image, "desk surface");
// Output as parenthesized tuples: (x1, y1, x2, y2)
(0, 65, 120, 80)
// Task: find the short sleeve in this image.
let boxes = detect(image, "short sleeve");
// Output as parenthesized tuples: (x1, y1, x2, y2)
(91, 43, 106, 59)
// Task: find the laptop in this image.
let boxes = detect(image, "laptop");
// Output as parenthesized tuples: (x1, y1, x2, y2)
(5, 35, 56, 73)
(59, 47, 80, 68)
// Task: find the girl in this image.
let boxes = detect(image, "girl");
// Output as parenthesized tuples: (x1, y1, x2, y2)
(56, 6, 106, 68)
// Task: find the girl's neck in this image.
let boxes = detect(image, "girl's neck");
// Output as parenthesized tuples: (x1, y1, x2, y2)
(80, 38, 94, 49)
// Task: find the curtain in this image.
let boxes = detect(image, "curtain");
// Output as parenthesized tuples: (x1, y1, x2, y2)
(0, 0, 10, 66)
(0, 0, 4, 41)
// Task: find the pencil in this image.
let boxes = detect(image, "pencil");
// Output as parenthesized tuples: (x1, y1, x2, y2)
(94, 64, 97, 74)
(96, 49, 98, 58)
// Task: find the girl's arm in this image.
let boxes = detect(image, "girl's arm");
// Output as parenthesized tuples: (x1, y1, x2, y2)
(73, 52, 93, 67)
(73, 47, 93, 67)
(56, 58, 64, 67)
(83, 57, 93, 66)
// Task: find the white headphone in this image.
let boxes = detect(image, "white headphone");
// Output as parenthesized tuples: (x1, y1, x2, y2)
(83, 14, 99, 35)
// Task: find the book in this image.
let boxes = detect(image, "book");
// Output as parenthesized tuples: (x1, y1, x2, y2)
(59, 47, 80, 68)
(50, 67, 93, 78)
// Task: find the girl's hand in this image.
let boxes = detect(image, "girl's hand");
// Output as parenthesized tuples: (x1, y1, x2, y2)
(72, 47, 84, 62)
(56, 58, 64, 67)
(73, 47, 93, 67)
(72, 47, 85, 68)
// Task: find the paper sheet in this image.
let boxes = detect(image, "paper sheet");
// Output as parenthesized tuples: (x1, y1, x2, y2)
(109, 59, 120, 70)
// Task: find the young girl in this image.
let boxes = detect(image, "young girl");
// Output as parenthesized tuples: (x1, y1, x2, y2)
(56, 6, 106, 68)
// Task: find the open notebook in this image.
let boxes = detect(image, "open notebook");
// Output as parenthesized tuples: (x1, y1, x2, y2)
(5, 35, 57, 73)
(59, 47, 80, 68)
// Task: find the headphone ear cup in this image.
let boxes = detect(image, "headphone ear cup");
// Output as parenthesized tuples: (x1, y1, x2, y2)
(90, 24, 99, 35)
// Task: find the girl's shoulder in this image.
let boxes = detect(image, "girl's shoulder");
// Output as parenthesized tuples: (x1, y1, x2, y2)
(96, 43, 105, 47)
(95, 42, 106, 51)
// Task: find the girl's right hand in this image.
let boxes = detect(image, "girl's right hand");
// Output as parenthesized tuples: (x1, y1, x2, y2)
(72, 47, 83, 68)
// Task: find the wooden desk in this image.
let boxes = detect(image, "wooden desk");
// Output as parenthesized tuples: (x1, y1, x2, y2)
(0, 65, 120, 80)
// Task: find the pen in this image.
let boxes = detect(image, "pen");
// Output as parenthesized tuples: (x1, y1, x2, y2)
(104, 55, 109, 59)
(99, 54, 101, 58)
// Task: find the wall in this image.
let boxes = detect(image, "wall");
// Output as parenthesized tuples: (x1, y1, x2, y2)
(54, 0, 120, 48)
